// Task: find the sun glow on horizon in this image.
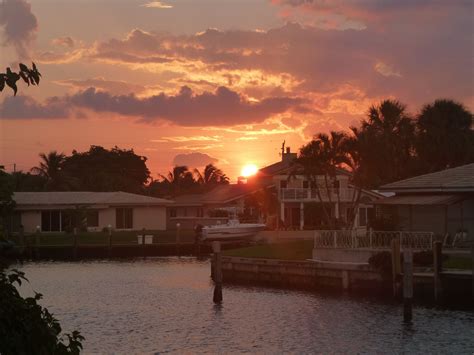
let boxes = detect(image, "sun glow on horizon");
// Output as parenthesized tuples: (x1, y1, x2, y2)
(241, 164, 258, 177)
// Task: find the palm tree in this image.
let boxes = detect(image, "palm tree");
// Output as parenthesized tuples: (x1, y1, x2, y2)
(293, 131, 351, 229)
(159, 166, 196, 195)
(354, 99, 415, 187)
(416, 99, 474, 173)
(194, 164, 229, 187)
(31, 151, 68, 190)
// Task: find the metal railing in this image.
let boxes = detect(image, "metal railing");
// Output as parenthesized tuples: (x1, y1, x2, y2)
(279, 188, 356, 202)
(313, 230, 434, 250)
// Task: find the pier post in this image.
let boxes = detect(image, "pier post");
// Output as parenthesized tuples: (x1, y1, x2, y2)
(176, 223, 181, 256)
(471, 244, 474, 301)
(403, 249, 413, 323)
(34, 226, 40, 259)
(341, 270, 349, 290)
(18, 225, 25, 254)
(73, 229, 78, 259)
(142, 228, 146, 258)
(212, 241, 223, 303)
(433, 241, 443, 303)
(391, 237, 401, 297)
(108, 225, 112, 257)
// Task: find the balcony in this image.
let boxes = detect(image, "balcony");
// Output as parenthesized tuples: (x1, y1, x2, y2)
(279, 188, 356, 202)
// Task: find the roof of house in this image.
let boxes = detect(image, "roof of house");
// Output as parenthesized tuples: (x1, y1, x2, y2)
(380, 163, 474, 193)
(172, 183, 264, 206)
(13, 191, 173, 208)
(375, 194, 463, 206)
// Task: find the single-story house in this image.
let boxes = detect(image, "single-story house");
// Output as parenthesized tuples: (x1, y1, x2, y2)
(168, 184, 264, 229)
(377, 163, 474, 239)
(10, 191, 173, 233)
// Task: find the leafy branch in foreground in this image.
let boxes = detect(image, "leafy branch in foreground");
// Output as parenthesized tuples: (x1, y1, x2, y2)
(0, 62, 41, 96)
(0, 268, 84, 354)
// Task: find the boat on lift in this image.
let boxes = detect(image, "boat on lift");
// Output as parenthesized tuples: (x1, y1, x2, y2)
(202, 219, 266, 241)
(201, 208, 266, 241)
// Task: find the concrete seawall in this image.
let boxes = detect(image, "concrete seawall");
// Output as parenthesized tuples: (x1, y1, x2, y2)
(215, 256, 384, 291)
(214, 256, 474, 302)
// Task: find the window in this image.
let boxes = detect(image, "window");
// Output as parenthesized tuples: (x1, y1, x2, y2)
(302, 181, 309, 188)
(197, 208, 204, 218)
(359, 208, 367, 227)
(87, 210, 99, 227)
(280, 180, 287, 189)
(116, 208, 133, 229)
(41, 210, 61, 232)
(169, 208, 177, 218)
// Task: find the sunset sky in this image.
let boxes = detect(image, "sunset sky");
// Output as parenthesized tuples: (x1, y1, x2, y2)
(1, 0, 473, 180)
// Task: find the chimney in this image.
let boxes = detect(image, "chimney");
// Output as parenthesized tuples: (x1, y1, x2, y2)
(282, 146, 297, 163)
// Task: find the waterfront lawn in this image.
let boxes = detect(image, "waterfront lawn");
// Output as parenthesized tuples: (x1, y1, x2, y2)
(223, 240, 313, 261)
(443, 256, 472, 270)
(10, 229, 195, 246)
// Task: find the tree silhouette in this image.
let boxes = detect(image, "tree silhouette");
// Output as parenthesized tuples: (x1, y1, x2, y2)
(194, 164, 229, 187)
(415, 99, 474, 173)
(159, 166, 196, 196)
(31, 151, 70, 191)
(350, 100, 415, 188)
(0, 63, 41, 96)
(293, 131, 352, 229)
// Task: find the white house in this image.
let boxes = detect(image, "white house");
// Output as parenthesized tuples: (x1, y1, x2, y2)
(11, 191, 173, 233)
(253, 147, 383, 230)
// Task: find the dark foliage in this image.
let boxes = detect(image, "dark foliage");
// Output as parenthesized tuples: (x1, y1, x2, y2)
(0, 268, 84, 354)
(368, 251, 393, 278)
(415, 99, 474, 173)
(0, 63, 41, 96)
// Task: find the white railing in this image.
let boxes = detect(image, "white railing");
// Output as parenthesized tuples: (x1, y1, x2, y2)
(313, 230, 434, 250)
(279, 188, 356, 202)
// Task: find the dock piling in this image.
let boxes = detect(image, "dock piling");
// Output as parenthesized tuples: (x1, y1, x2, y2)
(433, 241, 443, 302)
(176, 223, 181, 256)
(142, 228, 146, 258)
(108, 226, 113, 257)
(212, 241, 223, 303)
(73, 230, 78, 259)
(391, 237, 401, 297)
(34, 226, 40, 259)
(403, 249, 413, 323)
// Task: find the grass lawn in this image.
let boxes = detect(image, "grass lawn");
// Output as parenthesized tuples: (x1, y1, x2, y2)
(223, 240, 313, 261)
(443, 256, 472, 270)
(9, 229, 195, 246)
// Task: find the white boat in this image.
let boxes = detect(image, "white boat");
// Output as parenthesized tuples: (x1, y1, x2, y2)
(202, 219, 266, 241)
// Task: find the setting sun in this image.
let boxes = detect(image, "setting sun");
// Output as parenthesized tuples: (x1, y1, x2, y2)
(241, 164, 258, 177)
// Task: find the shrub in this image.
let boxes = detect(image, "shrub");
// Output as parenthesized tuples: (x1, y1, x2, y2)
(0, 267, 84, 354)
(368, 251, 393, 279)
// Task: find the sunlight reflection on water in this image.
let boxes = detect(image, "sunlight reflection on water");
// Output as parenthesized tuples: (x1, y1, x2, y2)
(16, 258, 474, 354)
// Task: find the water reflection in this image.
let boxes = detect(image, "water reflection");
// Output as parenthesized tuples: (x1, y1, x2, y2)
(16, 258, 474, 354)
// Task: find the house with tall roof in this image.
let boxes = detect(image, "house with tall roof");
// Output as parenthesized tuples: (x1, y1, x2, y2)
(257, 147, 382, 230)
(11, 191, 173, 233)
(171, 146, 382, 231)
(377, 163, 474, 239)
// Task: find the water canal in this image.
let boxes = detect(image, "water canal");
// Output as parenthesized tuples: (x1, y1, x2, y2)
(16, 257, 474, 353)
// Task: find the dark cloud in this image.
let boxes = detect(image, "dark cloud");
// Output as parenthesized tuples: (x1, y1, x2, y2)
(68, 86, 303, 126)
(70, 15, 472, 110)
(0, 0, 38, 59)
(0, 95, 69, 119)
(173, 152, 218, 167)
(0, 86, 303, 125)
